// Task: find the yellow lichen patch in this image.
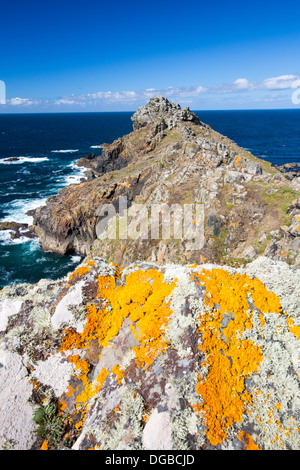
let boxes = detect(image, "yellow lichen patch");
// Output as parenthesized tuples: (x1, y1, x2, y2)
(60, 266, 176, 432)
(127, 270, 176, 369)
(69, 364, 109, 406)
(249, 277, 282, 314)
(94, 368, 109, 392)
(286, 318, 300, 340)
(41, 439, 49, 450)
(238, 431, 260, 450)
(259, 313, 266, 328)
(68, 260, 95, 281)
(112, 364, 125, 385)
(62, 268, 176, 368)
(59, 399, 67, 413)
(233, 155, 243, 168)
(114, 404, 120, 414)
(68, 355, 91, 386)
(130, 298, 174, 370)
(66, 385, 74, 398)
(191, 268, 284, 446)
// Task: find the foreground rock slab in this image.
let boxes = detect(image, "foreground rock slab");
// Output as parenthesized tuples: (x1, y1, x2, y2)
(0, 256, 299, 450)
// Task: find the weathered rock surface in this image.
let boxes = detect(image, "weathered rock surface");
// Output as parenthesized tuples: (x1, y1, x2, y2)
(274, 163, 300, 181)
(31, 96, 300, 267)
(131, 95, 204, 131)
(0, 256, 299, 450)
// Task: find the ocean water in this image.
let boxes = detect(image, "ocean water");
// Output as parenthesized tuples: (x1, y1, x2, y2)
(0, 112, 133, 288)
(195, 109, 300, 167)
(0, 109, 299, 289)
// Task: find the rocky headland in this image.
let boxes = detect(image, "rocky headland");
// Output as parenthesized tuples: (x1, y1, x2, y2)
(32, 95, 300, 267)
(0, 96, 299, 451)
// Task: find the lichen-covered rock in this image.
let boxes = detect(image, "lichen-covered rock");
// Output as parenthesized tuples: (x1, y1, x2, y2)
(0, 347, 36, 449)
(0, 256, 299, 450)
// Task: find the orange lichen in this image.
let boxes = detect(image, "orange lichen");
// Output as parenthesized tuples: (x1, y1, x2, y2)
(41, 440, 48, 450)
(66, 385, 74, 398)
(142, 412, 150, 423)
(68, 355, 91, 386)
(238, 431, 260, 450)
(191, 268, 283, 446)
(68, 260, 95, 281)
(286, 318, 300, 340)
(31, 379, 41, 390)
(114, 404, 120, 414)
(94, 368, 109, 393)
(59, 400, 67, 412)
(112, 364, 125, 384)
(74, 367, 109, 406)
(259, 313, 266, 328)
(60, 265, 176, 431)
(61, 268, 176, 373)
(127, 270, 176, 369)
(233, 155, 243, 169)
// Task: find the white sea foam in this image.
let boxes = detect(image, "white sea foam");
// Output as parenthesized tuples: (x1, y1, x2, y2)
(63, 163, 86, 185)
(51, 149, 79, 154)
(49, 162, 86, 188)
(90, 145, 103, 149)
(0, 197, 47, 225)
(0, 230, 30, 245)
(0, 156, 49, 164)
(63, 174, 84, 185)
(70, 255, 82, 263)
(0, 158, 85, 248)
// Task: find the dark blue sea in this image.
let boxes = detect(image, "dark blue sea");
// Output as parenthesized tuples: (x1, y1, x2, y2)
(0, 109, 299, 289)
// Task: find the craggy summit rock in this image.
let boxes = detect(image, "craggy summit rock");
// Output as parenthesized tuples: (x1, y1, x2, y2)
(0, 256, 299, 450)
(131, 95, 203, 130)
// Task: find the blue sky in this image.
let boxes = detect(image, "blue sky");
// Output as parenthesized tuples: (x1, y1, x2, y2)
(1, 0, 300, 112)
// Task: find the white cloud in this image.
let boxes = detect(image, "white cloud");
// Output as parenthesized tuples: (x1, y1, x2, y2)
(233, 78, 251, 89)
(231, 75, 300, 92)
(9, 97, 39, 106)
(54, 98, 77, 105)
(84, 90, 138, 102)
(260, 75, 300, 90)
(5, 73, 300, 110)
(162, 85, 207, 97)
(59, 86, 206, 106)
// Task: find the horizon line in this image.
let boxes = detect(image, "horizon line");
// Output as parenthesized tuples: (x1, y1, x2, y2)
(0, 107, 300, 115)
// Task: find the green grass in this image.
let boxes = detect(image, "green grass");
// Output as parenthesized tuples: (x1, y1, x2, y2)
(245, 182, 299, 226)
(261, 186, 299, 225)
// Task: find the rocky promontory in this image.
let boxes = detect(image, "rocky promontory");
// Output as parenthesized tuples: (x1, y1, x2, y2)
(32, 95, 300, 267)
